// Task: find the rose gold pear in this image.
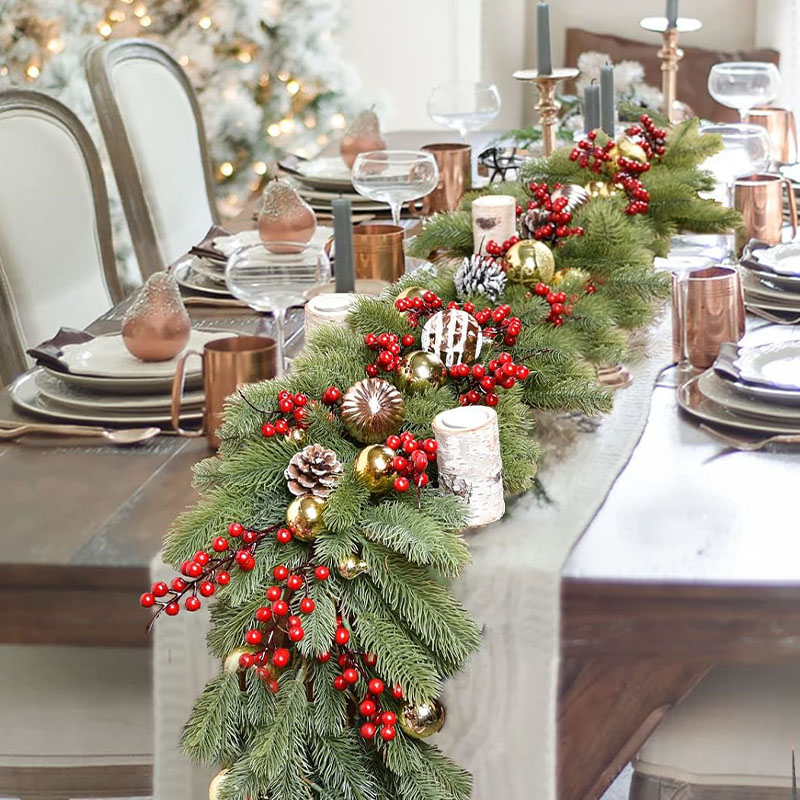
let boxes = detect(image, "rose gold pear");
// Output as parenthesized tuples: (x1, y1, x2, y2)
(121, 272, 191, 362)
(257, 178, 316, 252)
(340, 109, 386, 169)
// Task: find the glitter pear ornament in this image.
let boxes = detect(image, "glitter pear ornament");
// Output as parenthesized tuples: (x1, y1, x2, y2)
(504, 240, 556, 286)
(398, 699, 446, 739)
(285, 494, 326, 541)
(337, 554, 369, 579)
(421, 309, 483, 367)
(340, 109, 386, 169)
(257, 178, 316, 249)
(354, 444, 396, 493)
(341, 378, 405, 444)
(395, 350, 447, 391)
(121, 272, 191, 362)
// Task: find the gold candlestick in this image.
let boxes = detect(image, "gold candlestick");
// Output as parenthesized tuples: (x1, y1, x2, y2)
(513, 68, 579, 156)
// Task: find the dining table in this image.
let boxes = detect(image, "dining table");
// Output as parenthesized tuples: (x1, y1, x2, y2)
(4, 133, 800, 800)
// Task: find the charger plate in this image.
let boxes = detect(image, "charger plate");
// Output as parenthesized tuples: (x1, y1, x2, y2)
(698, 370, 800, 421)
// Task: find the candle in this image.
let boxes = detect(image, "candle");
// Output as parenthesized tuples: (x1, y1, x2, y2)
(304, 293, 358, 339)
(332, 198, 355, 293)
(536, 3, 552, 76)
(583, 84, 600, 133)
(792, 748, 797, 800)
(471, 195, 517, 255)
(666, 0, 678, 28)
(600, 63, 615, 136)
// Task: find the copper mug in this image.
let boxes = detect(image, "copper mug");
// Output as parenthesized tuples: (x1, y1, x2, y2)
(733, 173, 797, 256)
(672, 267, 745, 369)
(171, 336, 277, 449)
(352, 224, 405, 282)
(420, 143, 472, 213)
(745, 105, 798, 164)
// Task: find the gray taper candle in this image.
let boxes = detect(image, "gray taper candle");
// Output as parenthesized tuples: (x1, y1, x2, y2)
(600, 63, 615, 136)
(536, 3, 552, 76)
(666, 0, 679, 28)
(332, 197, 355, 293)
(583, 84, 600, 133)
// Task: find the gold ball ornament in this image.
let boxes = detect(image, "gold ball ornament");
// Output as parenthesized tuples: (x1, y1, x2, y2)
(584, 180, 617, 198)
(354, 444, 396, 493)
(398, 699, 446, 739)
(395, 286, 427, 302)
(504, 240, 556, 286)
(209, 769, 229, 800)
(288, 427, 307, 444)
(395, 350, 447, 392)
(285, 494, 327, 541)
(338, 554, 369, 579)
(607, 135, 648, 169)
(340, 378, 405, 444)
(421, 309, 483, 367)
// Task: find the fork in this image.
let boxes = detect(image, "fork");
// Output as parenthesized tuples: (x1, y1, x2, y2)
(700, 424, 800, 451)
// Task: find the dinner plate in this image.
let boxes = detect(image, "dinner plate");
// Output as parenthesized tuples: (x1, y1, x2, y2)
(279, 155, 354, 192)
(733, 340, 800, 390)
(718, 370, 800, 407)
(740, 271, 797, 302)
(741, 264, 800, 291)
(174, 260, 232, 297)
(744, 290, 800, 313)
(698, 370, 800, 421)
(11, 370, 203, 426)
(44, 365, 202, 395)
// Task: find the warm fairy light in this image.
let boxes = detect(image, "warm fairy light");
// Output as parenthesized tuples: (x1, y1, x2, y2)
(198, 15, 212, 29)
(97, 20, 113, 37)
(258, 74, 269, 87)
(295, 147, 311, 159)
(109, 9, 125, 21)
(277, 70, 290, 82)
(25, 64, 40, 79)
(120, 0, 134, 4)
(330, 113, 346, 130)
(304, 115, 317, 129)
(316, 133, 329, 146)
(253, 161, 268, 175)
(267, 123, 281, 137)
(279, 117, 295, 133)
(46, 38, 65, 54)
(286, 80, 300, 96)
(219, 161, 234, 177)
(139, 15, 152, 27)
(178, 54, 190, 66)
(133, 3, 147, 18)
(0, 66, 8, 77)
(237, 51, 252, 64)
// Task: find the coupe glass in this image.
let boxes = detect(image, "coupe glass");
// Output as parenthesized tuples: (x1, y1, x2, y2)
(225, 242, 331, 376)
(351, 150, 439, 226)
(708, 62, 781, 122)
(427, 81, 501, 142)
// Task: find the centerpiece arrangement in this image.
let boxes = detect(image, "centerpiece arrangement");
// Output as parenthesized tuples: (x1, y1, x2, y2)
(142, 115, 739, 800)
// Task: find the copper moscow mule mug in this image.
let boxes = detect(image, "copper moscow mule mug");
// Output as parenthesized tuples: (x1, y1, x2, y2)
(171, 336, 277, 448)
(733, 173, 798, 255)
(745, 105, 798, 164)
(352, 224, 405, 283)
(420, 143, 472, 214)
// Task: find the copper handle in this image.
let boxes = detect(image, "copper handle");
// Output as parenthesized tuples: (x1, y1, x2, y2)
(171, 349, 205, 437)
(783, 178, 798, 238)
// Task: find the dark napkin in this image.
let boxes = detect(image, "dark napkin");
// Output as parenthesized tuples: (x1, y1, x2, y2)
(712, 341, 742, 383)
(27, 327, 94, 373)
(188, 224, 232, 263)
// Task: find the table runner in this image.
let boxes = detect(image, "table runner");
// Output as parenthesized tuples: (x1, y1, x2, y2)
(151, 316, 673, 800)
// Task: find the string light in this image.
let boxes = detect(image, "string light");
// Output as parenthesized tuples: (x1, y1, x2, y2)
(133, 3, 147, 18)
(316, 134, 329, 146)
(219, 162, 234, 177)
(198, 15, 212, 29)
(304, 115, 317, 129)
(97, 20, 113, 37)
(279, 117, 295, 133)
(267, 123, 281, 137)
(108, 9, 125, 22)
(237, 51, 252, 64)
(0, 66, 8, 77)
(25, 64, 40, 79)
(253, 161, 268, 175)
(46, 38, 65, 54)
(286, 80, 300, 96)
(139, 15, 152, 27)
(258, 75, 269, 88)
(330, 113, 346, 130)
(277, 70, 290, 82)
(178, 54, 190, 66)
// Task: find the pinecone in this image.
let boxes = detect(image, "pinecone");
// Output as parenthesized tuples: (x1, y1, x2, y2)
(454, 255, 507, 302)
(285, 444, 343, 498)
(520, 207, 547, 240)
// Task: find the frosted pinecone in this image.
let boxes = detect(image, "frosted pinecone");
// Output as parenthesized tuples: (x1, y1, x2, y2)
(285, 444, 343, 498)
(454, 255, 507, 302)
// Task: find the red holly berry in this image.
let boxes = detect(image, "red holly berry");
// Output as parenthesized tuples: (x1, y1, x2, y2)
(394, 476, 410, 492)
(286, 574, 303, 591)
(165, 602, 180, 616)
(212, 536, 228, 552)
(333, 675, 348, 691)
(216, 571, 231, 585)
(272, 648, 290, 668)
(385, 434, 401, 450)
(199, 581, 215, 597)
(343, 668, 359, 684)
(317, 651, 331, 663)
(273, 565, 289, 580)
(300, 597, 315, 614)
(193, 551, 210, 566)
(288, 615, 301, 628)
(272, 600, 288, 616)
(235, 550, 252, 567)
(380, 725, 397, 741)
(140, 592, 155, 608)
(391, 684, 404, 699)
(314, 565, 330, 580)
(276, 527, 292, 544)
(255, 606, 272, 622)
(238, 652, 254, 669)
(242, 530, 257, 544)
(266, 586, 281, 601)
(368, 678, 385, 695)
(360, 722, 377, 739)
(245, 629, 263, 645)
(288, 626, 305, 642)
(185, 595, 201, 612)
(335, 627, 350, 645)
(363, 652, 378, 667)
(360, 699, 376, 716)
(260, 422, 275, 437)
(381, 711, 397, 725)
(152, 581, 168, 597)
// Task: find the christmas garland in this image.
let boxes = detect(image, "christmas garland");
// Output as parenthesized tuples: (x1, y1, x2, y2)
(144, 116, 739, 800)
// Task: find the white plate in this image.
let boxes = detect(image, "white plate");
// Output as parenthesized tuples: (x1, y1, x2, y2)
(44, 366, 202, 395)
(295, 156, 352, 181)
(174, 260, 232, 297)
(753, 242, 800, 275)
(733, 340, 800, 390)
(742, 264, 800, 291)
(11, 370, 202, 426)
(740, 271, 798, 302)
(699, 370, 800, 421)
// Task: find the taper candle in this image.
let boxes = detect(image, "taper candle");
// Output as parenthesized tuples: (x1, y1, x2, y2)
(666, 0, 678, 28)
(583, 84, 600, 132)
(332, 198, 355, 293)
(471, 195, 517, 255)
(600, 63, 615, 135)
(536, 3, 552, 76)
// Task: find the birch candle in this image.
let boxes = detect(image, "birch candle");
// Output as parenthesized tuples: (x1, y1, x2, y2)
(304, 293, 357, 339)
(432, 405, 504, 527)
(471, 195, 517, 255)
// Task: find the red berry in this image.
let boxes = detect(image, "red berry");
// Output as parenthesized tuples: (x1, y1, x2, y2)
(385, 434, 401, 450)
(368, 678, 385, 695)
(392, 455, 408, 472)
(516, 365, 530, 379)
(335, 627, 350, 645)
(363, 652, 378, 667)
(229, 522, 244, 537)
(199, 581, 215, 597)
(365, 364, 379, 377)
(391, 684, 404, 699)
(288, 626, 305, 642)
(140, 592, 155, 608)
(380, 725, 397, 741)
(260, 422, 275, 437)
(324, 386, 341, 403)
(338, 653, 349, 667)
(238, 653, 254, 669)
(272, 600, 288, 616)
(415, 473, 429, 488)
(194, 550, 210, 566)
(212, 536, 229, 552)
(216, 571, 231, 585)
(333, 675, 348, 691)
(185, 562, 203, 578)
(343, 668, 359, 684)
(245, 629, 263, 645)
(242, 530, 257, 544)
(360, 699, 377, 716)
(471, 364, 485, 379)
(273, 565, 289, 580)
(293, 393, 307, 406)
(274, 419, 289, 434)
(169, 578, 186, 592)
(485, 393, 499, 407)
(286, 575, 302, 591)
(288, 615, 301, 628)
(360, 722, 377, 739)
(276, 527, 293, 544)
(256, 606, 272, 622)
(185, 595, 201, 612)
(300, 597, 315, 613)
(164, 601, 180, 616)
(381, 711, 397, 725)
(266, 586, 281, 601)
(278, 398, 294, 413)
(315, 565, 330, 580)
(273, 648, 290, 668)
(423, 439, 437, 455)
(317, 651, 331, 662)
(235, 550, 251, 566)
(394, 476, 410, 492)
(151, 582, 168, 598)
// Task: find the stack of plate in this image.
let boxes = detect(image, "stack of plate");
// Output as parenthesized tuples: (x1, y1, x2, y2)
(740, 242, 800, 320)
(678, 340, 800, 434)
(10, 329, 233, 428)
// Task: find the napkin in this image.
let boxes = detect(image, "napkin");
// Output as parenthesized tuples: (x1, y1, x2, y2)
(712, 341, 742, 383)
(188, 224, 232, 263)
(213, 227, 334, 258)
(26, 327, 94, 373)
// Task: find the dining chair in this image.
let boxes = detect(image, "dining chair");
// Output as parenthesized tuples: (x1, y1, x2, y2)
(0, 90, 123, 386)
(86, 39, 220, 279)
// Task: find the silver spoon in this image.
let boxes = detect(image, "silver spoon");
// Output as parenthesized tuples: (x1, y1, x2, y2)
(0, 422, 161, 446)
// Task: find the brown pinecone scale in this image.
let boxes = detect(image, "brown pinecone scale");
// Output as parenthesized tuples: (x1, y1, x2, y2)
(285, 444, 343, 498)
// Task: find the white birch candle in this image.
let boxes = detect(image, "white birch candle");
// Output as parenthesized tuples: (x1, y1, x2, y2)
(304, 293, 357, 339)
(432, 405, 504, 527)
(471, 195, 517, 255)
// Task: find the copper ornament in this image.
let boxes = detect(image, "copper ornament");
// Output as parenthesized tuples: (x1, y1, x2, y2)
(285, 444, 343, 498)
(337, 554, 369, 579)
(341, 378, 405, 444)
(121, 272, 191, 362)
(340, 109, 386, 169)
(504, 240, 556, 286)
(421, 309, 484, 368)
(354, 444, 396, 493)
(258, 178, 316, 249)
(285, 494, 327, 541)
(398, 699, 446, 739)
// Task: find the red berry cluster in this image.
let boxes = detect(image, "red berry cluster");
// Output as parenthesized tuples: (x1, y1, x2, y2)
(569, 130, 615, 172)
(485, 234, 520, 258)
(363, 332, 416, 377)
(384, 432, 437, 491)
(260, 390, 308, 438)
(617, 173, 651, 215)
(525, 182, 586, 245)
(533, 283, 572, 327)
(626, 114, 667, 160)
(394, 289, 443, 327)
(447, 356, 529, 406)
(445, 300, 523, 347)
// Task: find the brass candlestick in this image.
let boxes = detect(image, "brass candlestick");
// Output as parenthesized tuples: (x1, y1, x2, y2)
(640, 16, 702, 123)
(513, 67, 579, 156)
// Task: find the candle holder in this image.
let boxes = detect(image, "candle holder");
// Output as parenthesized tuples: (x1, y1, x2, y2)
(639, 16, 702, 123)
(513, 67, 579, 156)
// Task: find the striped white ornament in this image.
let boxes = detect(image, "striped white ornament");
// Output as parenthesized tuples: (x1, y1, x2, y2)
(420, 309, 483, 368)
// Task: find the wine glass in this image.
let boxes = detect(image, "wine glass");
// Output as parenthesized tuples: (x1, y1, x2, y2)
(708, 62, 781, 122)
(351, 150, 439, 226)
(427, 81, 501, 142)
(225, 242, 331, 376)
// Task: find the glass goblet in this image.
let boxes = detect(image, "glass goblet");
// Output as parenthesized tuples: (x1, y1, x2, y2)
(708, 62, 781, 122)
(225, 242, 331, 376)
(427, 81, 501, 142)
(351, 150, 439, 226)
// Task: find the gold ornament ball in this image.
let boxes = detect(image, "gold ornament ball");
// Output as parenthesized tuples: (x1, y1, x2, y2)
(504, 240, 556, 286)
(354, 444, 397, 493)
(395, 350, 447, 392)
(398, 699, 446, 739)
(584, 180, 616, 199)
(614, 134, 648, 163)
(285, 494, 327, 541)
(340, 378, 405, 444)
(395, 286, 427, 302)
(338, 554, 369, 579)
(209, 769, 229, 800)
(288, 427, 306, 444)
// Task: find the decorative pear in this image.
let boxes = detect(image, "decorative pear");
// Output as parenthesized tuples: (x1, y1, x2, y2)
(257, 178, 316, 249)
(340, 109, 386, 169)
(121, 272, 191, 362)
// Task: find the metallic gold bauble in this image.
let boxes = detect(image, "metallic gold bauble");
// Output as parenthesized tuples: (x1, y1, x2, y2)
(285, 494, 327, 541)
(209, 769, 229, 800)
(395, 286, 427, 302)
(341, 378, 405, 444)
(421, 309, 483, 367)
(288, 427, 306, 444)
(395, 350, 447, 392)
(398, 699, 446, 739)
(504, 239, 556, 286)
(584, 180, 617, 198)
(337, 554, 369, 579)
(354, 444, 396, 493)
(608, 135, 648, 167)
(223, 647, 256, 673)
(551, 267, 590, 287)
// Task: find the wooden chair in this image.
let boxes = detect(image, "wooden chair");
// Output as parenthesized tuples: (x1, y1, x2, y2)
(0, 90, 122, 385)
(86, 39, 220, 279)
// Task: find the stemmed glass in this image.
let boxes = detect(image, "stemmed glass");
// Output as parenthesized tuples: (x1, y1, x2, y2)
(225, 242, 331, 376)
(427, 81, 501, 142)
(351, 150, 439, 226)
(708, 62, 781, 122)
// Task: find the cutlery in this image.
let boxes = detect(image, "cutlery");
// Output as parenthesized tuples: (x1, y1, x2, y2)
(747, 305, 800, 324)
(0, 421, 161, 445)
(183, 296, 249, 308)
(699, 423, 800, 451)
